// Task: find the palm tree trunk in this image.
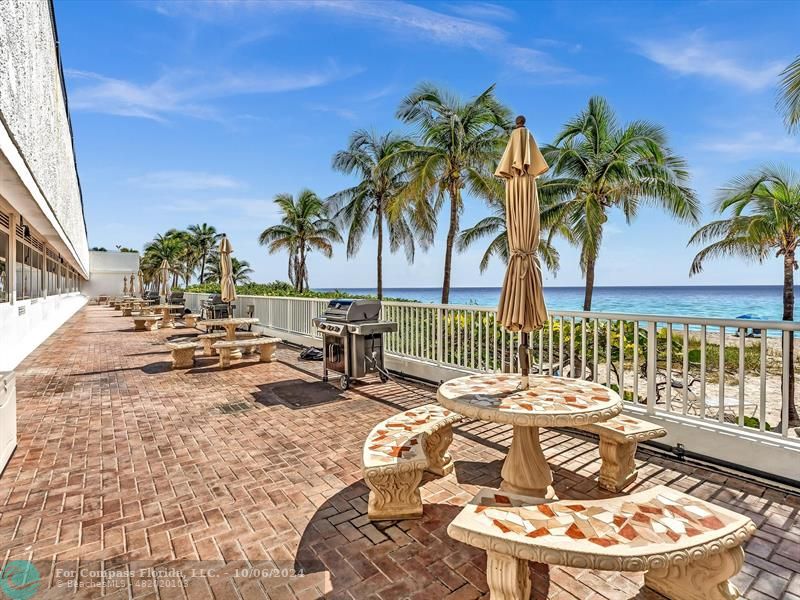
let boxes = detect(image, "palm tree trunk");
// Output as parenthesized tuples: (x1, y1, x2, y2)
(441, 187, 460, 304)
(298, 244, 307, 293)
(583, 255, 596, 311)
(376, 201, 384, 300)
(200, 254, 206, 284)
(783, 250, 798, 425)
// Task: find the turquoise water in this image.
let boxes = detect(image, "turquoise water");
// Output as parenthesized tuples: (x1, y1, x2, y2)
(318, 286, 799, 322)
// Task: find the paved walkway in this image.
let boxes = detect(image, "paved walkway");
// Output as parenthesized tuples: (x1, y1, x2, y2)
(0, 305, 798, 599)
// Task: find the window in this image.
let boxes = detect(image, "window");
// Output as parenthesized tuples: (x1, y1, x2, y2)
(0, 229, 8, 303)
(15, 229, 44, 301)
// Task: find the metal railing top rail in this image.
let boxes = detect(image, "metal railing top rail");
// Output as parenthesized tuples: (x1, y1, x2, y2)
(185, 293, 800, 331)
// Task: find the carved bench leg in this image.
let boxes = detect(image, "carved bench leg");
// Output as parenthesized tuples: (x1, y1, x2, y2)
(485, 551, 531, 600)
(134, 321, 145, 331)
(645, 545, 744, 600)
(218, 348, 233, 368)
(201, 339, 216, 356)
(184, 316, 197, 328)
(423, 424, 455, 476)
(145, 320, 159, 331)
(258, 343, 276, 363)
(364, 466, 424, 521)
(597, 436, 637, 492)
(171, 348, 195, 369)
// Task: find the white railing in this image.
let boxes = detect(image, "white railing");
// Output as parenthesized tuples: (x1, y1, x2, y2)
(185, 293, 800, 481)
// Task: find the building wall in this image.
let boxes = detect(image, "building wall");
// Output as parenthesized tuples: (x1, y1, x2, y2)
(0, 0, 91, 370)
(0, 0, 88, 276)
(84, 251, 140, 298)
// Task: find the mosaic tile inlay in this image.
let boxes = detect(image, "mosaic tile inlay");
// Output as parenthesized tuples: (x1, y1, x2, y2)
(472, 488, 733, 548)
(364, 405, 455, 466)
(439, 374, 616, 415)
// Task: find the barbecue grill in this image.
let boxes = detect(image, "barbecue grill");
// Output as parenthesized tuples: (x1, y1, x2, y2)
(312, 299, 397, 390)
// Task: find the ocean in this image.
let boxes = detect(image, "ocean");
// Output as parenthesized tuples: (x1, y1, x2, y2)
(317, 286, 799, 322)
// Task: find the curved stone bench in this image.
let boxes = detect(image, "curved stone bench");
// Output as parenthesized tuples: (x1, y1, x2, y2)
(165, 341, 199, 369)
(448, 485, 755, 600)
(362, 404, 462, 521)
(211, 337, 281, 368)
(132, 315, 162, 331)
(575, 415, 667, 492)
(197, 332, 226, 356)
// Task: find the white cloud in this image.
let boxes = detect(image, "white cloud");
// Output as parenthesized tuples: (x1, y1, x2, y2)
(635, 31, 785, 91)
(66, 62, 361, 122)
(129, 171, 243, 191)
(148, 0, 587, 84)
(699, 131, 800, 156)
(445, 2, 516, 22)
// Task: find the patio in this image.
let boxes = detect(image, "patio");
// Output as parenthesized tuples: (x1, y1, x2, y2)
(0, 305, 797, 599)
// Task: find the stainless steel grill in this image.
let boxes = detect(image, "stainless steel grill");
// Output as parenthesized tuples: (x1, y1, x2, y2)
(312, 299, 397, 390)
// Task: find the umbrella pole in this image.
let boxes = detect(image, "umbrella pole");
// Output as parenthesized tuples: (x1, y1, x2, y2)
(519, 332, 530, 389)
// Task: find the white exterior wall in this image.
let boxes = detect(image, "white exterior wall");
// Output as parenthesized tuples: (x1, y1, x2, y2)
(0, 0, 91, 371)
(0, 0, 88, 276)
(84, 251, 140, 298)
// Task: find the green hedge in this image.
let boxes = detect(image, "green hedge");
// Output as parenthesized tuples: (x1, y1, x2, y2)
(182, 280, 413, 302)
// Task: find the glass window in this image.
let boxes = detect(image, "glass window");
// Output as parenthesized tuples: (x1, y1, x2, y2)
(15, 240, 24, 300)
(0, 230, 7, 303)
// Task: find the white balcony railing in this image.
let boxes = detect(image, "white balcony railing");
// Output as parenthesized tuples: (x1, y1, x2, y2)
(184, 293, 800, 482)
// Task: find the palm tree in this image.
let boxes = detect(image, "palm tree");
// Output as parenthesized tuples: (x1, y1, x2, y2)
(330, 130, 419, 299)
(778, 56, 800, 133)
(542, 96, 699, 310)
(188, 223, 221, 284)
(207, 257, 254, 285)
(141, 230, 184, 287)
(689, 165, 799, 427)
(258, 190, 341, 293)
(457, 177, 567, 274)
(396, 83, 511, 303)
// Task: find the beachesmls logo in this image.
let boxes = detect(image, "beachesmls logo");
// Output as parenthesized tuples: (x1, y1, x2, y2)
(0, 561, 40, 599)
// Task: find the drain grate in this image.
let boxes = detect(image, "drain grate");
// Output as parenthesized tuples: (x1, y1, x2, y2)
(216, 401, 251, 414)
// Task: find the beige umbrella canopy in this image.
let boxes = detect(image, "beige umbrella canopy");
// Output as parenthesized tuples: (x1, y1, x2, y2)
(219, 234, 236, 312)
(138, 270, 144, 297)
(129, 273, 135, 296)
(122, 276, 128, 295)
(495, 115, 549, 386)
(159, 259, 170, 300)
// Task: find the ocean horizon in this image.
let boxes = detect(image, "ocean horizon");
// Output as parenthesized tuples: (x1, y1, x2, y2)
(315, 285, 800, 321)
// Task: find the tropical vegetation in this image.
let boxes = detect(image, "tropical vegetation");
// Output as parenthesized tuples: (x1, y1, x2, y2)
(539, 96, 700, 310)
(690, 165, 799, 426)
(394, 83, 511, 303)
(778, 55, 800, 132)
(329, 129, 419, 299)
(257, 190, 341, 293)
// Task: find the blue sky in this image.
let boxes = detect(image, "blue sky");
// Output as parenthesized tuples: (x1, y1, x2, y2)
(56, 0, 800, 288)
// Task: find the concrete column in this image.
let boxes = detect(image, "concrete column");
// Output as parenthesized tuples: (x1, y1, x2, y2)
(8, 212, 16, 305)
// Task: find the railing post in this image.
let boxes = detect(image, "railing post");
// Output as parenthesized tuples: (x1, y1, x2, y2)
(287, 298, 292, 332)
(646, 321, 657, 415)
(436, 307, 444, 365)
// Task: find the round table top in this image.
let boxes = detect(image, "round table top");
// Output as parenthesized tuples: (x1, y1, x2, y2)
(437, 373, 622, 428)
(201, 317, 259, 326)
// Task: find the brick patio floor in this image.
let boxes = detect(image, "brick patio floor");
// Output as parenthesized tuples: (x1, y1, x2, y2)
(0, 305, 798, 599)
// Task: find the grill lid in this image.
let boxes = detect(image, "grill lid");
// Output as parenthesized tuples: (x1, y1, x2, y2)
(322, 299, 381, 322)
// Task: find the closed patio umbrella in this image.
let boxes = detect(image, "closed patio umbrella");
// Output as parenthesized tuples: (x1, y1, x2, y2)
(122, 276, 128, 295)
(138, 270, 144, 297)
(495, 115, 549, 388)
(159, 259, 170, 302)
(219, 234, 236, 317)
(129, 273, 136, 296)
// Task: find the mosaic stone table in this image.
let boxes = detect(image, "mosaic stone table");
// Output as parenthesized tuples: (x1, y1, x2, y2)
(154, 304, 186, 329)
(200, 317, 260, 359)
(437, 374, 622, 498)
